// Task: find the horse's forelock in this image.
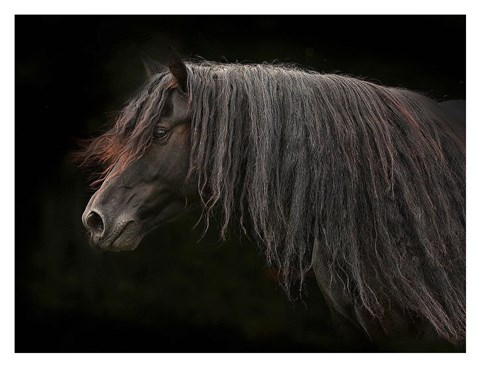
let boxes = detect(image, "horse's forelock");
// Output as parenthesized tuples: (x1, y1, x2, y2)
(80, 72, 174, 187)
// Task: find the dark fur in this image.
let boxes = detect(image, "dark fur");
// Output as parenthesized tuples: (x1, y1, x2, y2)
(81, 60, 465, 344)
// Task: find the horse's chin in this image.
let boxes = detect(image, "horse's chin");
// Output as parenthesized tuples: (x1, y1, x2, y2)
(107, 236, 141, 252)
(90, 221, 142, 252)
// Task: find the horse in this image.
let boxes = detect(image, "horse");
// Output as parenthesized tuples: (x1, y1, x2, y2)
(79, 50, 466, 348)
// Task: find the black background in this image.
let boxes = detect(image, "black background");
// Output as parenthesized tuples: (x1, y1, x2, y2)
(15, 15, 465, 352)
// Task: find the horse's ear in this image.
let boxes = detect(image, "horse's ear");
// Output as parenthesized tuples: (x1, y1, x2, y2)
(142, 54, 167, 78)
(167, 47, 188, 92)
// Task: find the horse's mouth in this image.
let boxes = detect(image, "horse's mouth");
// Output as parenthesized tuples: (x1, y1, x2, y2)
(90, 220, 140, 252)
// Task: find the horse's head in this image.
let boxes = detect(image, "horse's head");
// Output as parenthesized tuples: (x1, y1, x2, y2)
(82, 52, 195, 251)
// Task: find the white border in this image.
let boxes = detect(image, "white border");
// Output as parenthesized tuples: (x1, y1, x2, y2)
(1, 0, 473, 15)
(2, 1, 478, 367)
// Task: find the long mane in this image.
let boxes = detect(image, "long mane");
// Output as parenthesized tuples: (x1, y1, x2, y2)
(186, 62, 465, 343)
(82, 60, 466, 343)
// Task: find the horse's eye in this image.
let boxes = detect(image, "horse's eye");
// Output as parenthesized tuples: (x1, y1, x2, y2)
(153, 127, 170, 140)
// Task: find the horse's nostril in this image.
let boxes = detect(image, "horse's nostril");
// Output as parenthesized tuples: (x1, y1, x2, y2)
(86, 211, 105, 237)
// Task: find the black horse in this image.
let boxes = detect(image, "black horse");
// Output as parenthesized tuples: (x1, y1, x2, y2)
(80, 51, 465, 347)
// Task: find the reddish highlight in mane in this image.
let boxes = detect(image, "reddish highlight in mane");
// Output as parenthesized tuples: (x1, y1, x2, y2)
(76, 71, 174, 188)
(76, 122, 154, 188)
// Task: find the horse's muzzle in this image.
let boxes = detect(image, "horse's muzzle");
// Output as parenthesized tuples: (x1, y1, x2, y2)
(82, 207, 139, 251)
